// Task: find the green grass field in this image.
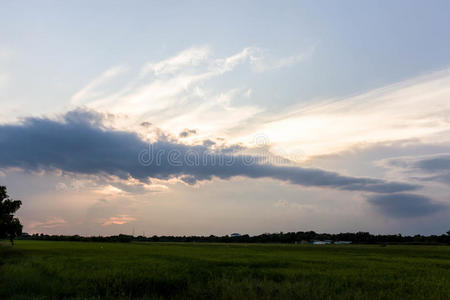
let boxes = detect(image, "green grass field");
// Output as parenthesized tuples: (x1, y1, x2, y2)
(0, 241, 449, 299)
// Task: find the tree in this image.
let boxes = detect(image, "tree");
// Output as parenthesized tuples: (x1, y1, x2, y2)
(0, 186, 22, 245)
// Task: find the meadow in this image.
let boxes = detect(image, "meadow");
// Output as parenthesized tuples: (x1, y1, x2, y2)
(0, 241, 449, 299)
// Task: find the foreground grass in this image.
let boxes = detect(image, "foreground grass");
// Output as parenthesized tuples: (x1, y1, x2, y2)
(0, 241, 449, 299)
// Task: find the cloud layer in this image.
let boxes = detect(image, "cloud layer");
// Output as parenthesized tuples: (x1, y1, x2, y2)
(385, 153, 450, 186)
(367, 193, 445, 218)
(250, 69, 450, 158)
(0, 110, 419, 194)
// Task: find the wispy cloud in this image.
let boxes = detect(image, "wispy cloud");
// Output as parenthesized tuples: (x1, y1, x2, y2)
(72, 47, 450, 163)
(69, 46, 312, 141)
(70, 46, 257, 116)
(245, 69, 450, 159)
(28, 217, 67, 230)
(274, 199, 315, 212)
(102, 214, 136, 226)
(250, 46, 315, 72)
(71, 65, 128, 104)
(141, 46, 211, 76)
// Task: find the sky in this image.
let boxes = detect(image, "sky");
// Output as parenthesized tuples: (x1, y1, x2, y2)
(1, 0, 450, 236)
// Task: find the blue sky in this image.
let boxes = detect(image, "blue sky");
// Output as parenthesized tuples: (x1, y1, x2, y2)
(0, 1, 450, 235)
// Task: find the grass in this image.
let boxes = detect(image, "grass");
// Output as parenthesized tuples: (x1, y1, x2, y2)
(0, 241, 449, 299)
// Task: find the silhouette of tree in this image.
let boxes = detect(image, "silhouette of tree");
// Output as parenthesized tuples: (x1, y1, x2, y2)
(0, 186, 22, 245)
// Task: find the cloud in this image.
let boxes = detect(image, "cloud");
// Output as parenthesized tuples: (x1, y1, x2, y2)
(384, 153, 450, 185)
(72, 47, 258, 117)
(386, 154, 450, 171)
(179, 128, 197, 138)
(55, 182, 68, 191)
(28, 217, 67, 230)
(141, 46, 211, 76)
(274, 199, 315, 212)
(367, 193, 445, 218)
(244, 69, 450, 159)
(95, 185, 124, 196)
(415, 155, 450, 172)
(68, 46, 313, 143)
(71, 65, 128, 104)
(250, 46, 315, 72)
(0, 110, 419, 194)
(102, 214, 136, 226)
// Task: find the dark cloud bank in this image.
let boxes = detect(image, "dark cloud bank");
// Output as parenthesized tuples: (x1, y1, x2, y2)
(387, 154, 450, 185)
(0, 110, 445, 217)
(367, 193, 444, 218)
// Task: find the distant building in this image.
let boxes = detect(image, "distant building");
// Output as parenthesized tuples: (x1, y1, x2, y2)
(312, 240, 332, 245)
(230, 233, 241, 237)
(311, 240, 351, 245)
(334, 241, 352, 245)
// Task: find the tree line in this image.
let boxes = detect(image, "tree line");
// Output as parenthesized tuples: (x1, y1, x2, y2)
(19, 231, 450, 245)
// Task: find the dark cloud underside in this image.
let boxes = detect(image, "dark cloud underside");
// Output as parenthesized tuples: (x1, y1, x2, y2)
(0, 110, 419, 194)
(387, 154, 450, 185)
(367, 193, 445, 217)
